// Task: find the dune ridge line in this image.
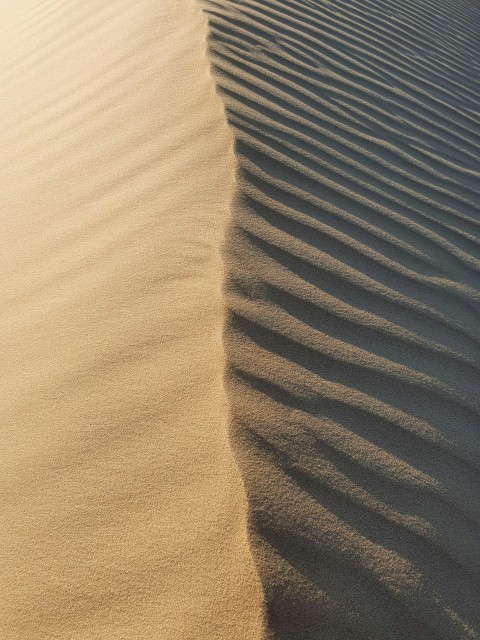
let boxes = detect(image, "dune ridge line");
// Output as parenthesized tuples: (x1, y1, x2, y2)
(0, 1, 265, 638)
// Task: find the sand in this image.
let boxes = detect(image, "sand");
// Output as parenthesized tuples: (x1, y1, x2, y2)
(204, 0, 480, 638)
(0, 1, 264, 639)
(2, 0, 480, 638)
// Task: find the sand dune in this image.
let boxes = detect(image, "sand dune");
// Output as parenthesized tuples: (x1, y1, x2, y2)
(203, 0, 480, 637)
(2, 0, 480, 637)
(0, 1, 264, 639)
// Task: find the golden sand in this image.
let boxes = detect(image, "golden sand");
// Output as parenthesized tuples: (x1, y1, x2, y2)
(0, 1, 264, 638)
(2, 0, 480, 638)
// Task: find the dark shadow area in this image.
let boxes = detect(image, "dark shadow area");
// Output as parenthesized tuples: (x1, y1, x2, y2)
(205, 0, 480, 637)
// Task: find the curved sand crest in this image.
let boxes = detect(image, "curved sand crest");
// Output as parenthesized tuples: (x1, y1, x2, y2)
(0, 1, 264, 639)
(204, 0, 480, 637)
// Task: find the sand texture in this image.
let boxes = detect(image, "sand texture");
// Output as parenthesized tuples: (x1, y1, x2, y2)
(2, 0, 480, 638)
(204, 0, 480, 638)
(0, 1, 264, 639)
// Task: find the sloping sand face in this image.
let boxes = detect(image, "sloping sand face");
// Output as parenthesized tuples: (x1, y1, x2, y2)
(0, 1, 264, 639)
(204, 0, 480, 638)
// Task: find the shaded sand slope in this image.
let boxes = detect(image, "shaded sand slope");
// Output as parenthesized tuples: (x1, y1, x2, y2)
(0, 1, 264, 639)
(204, 0, 480, 637)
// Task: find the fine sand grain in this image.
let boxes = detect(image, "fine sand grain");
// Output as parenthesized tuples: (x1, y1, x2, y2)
(0, 1, 264, 639)
(203, 0, 480, 638)
(2, 0, 480, 638)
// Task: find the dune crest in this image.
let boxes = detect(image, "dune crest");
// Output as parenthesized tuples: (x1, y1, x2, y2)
(204, 0, 480, 637)
(0, 1, 264, 638)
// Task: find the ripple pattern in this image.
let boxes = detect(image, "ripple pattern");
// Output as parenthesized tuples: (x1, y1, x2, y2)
(204, 0, 480, 637)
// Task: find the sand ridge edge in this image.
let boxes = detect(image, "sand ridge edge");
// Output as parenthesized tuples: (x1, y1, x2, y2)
(0, 1, 265, 638)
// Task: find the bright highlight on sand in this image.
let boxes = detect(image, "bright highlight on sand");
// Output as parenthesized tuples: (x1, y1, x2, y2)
(0, 1, 263, 638)
(1, 0, 479, 639)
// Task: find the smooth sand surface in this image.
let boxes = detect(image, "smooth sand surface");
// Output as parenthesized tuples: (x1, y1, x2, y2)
(0, 1, 264, 639)
(204, 0, 480, 638)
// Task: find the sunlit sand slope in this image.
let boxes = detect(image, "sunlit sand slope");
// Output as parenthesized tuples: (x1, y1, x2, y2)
(0, 1, 264, 639)
(204, 0, 480, 638)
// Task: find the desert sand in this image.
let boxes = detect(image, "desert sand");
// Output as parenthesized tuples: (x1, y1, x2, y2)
(1, 0, 480, 639)
(205, 0, 480, 638)
(0, 1, 263, 639)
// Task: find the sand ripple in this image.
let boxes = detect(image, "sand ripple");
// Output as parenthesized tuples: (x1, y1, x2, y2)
(204, 0, 480, 637)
